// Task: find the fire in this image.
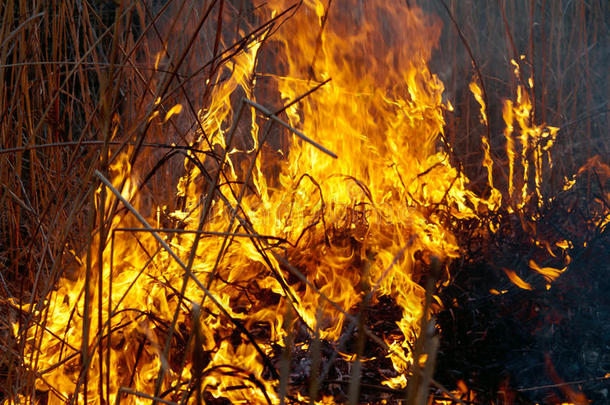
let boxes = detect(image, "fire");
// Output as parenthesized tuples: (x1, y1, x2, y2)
(8, 1, 589, 405)
(502, 58, 559, 211)
(502, 268, 533, 291)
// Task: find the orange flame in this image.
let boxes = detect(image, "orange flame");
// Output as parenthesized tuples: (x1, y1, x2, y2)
(502, 60, 559, 210)
(503, 268, 533, 291)
(10, 2, 585, 405)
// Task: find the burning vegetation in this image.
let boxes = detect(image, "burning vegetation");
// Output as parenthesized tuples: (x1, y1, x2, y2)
(0, 1, 608, 404)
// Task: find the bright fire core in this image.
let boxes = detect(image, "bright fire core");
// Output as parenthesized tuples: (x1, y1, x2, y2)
(14, 1, 569, 404)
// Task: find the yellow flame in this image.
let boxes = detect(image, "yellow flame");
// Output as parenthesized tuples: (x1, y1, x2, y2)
(469, 81, 487, 126)
(529, 260, 566, 283)
(503, 268, 533, 290)
(501, 62, 560, 210)
(12, 2, 579, 404)
(163, 103, 183, 122)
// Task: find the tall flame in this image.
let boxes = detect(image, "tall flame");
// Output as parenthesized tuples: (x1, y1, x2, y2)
(11, 1, 567, 404)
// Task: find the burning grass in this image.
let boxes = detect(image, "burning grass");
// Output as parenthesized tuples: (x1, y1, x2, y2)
(0, 1, 608, 404)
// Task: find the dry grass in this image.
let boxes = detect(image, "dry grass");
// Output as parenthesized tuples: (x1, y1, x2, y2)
(0, 0, 607, 404)
(0, 0, 259, 401)
(425, 0, 608, 194)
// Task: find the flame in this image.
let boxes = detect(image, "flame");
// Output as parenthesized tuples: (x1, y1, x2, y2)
(470, 80, 502, 209)
(10, 1, 587, 404)
(545, 354, 589, 405)
(503, 268, 533, 291)
(529, 260, 566, 283)
(163, 104, 183, 122)
(503, 61, 559, 210)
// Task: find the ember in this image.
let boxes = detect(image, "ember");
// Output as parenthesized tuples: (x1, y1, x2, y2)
(0, 1, 607, 404)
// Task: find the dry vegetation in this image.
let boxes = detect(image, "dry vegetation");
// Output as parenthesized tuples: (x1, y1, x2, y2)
(424, 0, 608, 188)
(0, 0, 607, 404)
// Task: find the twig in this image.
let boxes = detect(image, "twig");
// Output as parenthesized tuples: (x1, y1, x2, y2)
(113, 227, 286, 241)
(438, 0, 491, 144)
(517, 374, 610, 392)
(115, 387, 179, 405)
(243, 98, 337, 158)
(95, 169, 280, 380)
